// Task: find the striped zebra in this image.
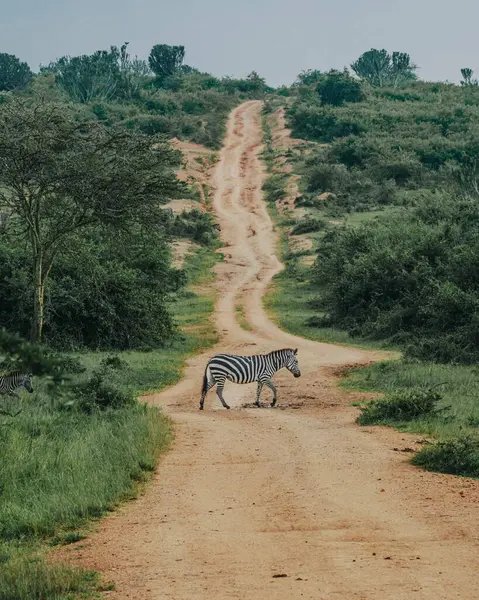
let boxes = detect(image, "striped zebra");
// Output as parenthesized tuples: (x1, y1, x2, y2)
(0, 372, 34, 397)
(199, 348, 301, 410)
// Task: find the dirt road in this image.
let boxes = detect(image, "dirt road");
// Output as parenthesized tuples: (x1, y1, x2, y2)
(67, 101, 479, 599)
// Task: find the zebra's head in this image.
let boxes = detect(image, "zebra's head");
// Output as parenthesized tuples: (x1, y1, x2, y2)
(285, 349, 301, 378)
(23, 374, 34, 393)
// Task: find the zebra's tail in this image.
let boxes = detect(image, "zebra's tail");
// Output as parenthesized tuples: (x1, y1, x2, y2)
(201, 365, 208, 396)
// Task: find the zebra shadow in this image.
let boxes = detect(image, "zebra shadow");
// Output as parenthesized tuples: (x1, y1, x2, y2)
(239, 401, 304, 410)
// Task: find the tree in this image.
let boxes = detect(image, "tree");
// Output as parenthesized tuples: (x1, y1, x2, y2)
(317, 69, 363, 106)
(351, 49, 417, 88)
(295, 69, 323, 86)
(148, 44, 185, 81)
(460, 68, 478, 86)
(0, 53, 32, 91)
(44, 43, 145, 102)
(0, 98, 183, 342)
(47, 49, 121, 102)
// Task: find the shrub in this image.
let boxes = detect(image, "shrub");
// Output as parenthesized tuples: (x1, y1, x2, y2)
(290, 218, 327, 235)
(262, 174, 289, 203)
(358, 388, 443, 425)
(317, 70, 363, 106)
(412, 435, 479, 477)
(73, 363, 135, 413)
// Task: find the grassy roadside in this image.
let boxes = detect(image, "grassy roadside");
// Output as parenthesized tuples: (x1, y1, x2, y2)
(0, 245, 220, 599)
(260, 104, 479, 479)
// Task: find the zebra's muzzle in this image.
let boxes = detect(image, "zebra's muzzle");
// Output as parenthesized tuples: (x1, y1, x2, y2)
(294, 372, 301, 378)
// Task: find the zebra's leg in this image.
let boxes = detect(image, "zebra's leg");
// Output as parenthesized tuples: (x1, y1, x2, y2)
(216, 380, 230, 410)
(255, 381, 264, 407)
(199, 379, 216, 410)
(264, 379, 278, 407)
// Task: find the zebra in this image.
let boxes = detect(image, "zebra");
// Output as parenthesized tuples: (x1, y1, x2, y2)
(199, 348, 301, 410)
(0, 372, 34, 397)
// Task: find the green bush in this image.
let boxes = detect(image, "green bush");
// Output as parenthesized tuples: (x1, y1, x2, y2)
(262, 173, 289, 203)
(311, 193, 479, 362)
(74, 370, 135, 413)
(357, 388, 443, 425)
(317, 70, 363, 106)
(290, 217, 327, 235)
(412, 435, 479, 477)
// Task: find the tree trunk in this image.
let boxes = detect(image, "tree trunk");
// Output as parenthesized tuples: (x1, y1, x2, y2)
(31, 255, 46, 343)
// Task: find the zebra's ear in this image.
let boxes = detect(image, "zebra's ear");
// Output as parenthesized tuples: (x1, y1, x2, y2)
(294, 348, 298, 354)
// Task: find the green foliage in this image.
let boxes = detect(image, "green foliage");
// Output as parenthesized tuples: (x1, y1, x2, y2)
(45, 46, 125, 103)
(295, 69, 323, 86)
(73, 366, 135, 413)
(262, 173, 289, 203)
(290, 217, 327, 235)
(0, 97, 182, 342)
(311, 193, 479, 363)
(317, 69, 363, 106)
(149, 44, 185, 82)
(0, 330, 76, 385)
(0, 225, 185, 350)
(460, 68, 478, 87)
(411, 435, 479, 477)
(351, 48, 417, 87)
(357, 388, 443, 425)
(171, 209, 219, 246)
(0, 52, 32, 91)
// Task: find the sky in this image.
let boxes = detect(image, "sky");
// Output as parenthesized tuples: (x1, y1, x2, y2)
(2, 0, 479, 86)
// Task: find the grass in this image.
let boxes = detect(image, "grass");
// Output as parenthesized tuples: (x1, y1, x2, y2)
(235, 304, 253, 331)
(341, 360, 479, 439)
(0, 244, 219, 598)
(0, 541, 100, 600)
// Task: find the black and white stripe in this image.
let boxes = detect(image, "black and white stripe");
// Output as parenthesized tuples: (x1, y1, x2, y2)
(199, 348, 301, 410)
(0, 372, 34, 396)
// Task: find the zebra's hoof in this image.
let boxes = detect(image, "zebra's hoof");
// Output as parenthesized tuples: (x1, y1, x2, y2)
(225, 405, 230, 410)
(199, 406, 204, 411)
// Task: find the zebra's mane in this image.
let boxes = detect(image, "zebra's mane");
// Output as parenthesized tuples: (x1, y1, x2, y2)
(0, 370, 22, 377)
(267, 348, 294, 355)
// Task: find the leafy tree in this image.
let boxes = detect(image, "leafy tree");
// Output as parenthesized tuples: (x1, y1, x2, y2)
(0, 98, 183, 343)
(295, 69, 323, 86)
(460, 68, 478, 86)
(317, 69, 363, 106)
(351, 49, 417, 87)
(0, 53, 32, 91)
(148, 44, 185, 81)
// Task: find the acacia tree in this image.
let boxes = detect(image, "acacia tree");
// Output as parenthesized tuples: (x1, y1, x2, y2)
(0, 98, 183, 342)
(351, 49, 417, 87)
(0, 53, 32, 91)
(148, 44, 185, 81)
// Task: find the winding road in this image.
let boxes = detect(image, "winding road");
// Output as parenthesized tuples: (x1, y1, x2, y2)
(66, 101, 479, 600)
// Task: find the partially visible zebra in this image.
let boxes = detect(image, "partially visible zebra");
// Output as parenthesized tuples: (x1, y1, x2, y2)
(199, 348, 301, 410)
(0, 372, 34, 397)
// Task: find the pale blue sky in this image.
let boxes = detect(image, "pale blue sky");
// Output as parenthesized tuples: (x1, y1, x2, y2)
(1, 0, 479, 86)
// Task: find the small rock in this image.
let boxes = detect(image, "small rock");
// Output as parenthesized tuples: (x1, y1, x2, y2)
(272, 574, 288, 578)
